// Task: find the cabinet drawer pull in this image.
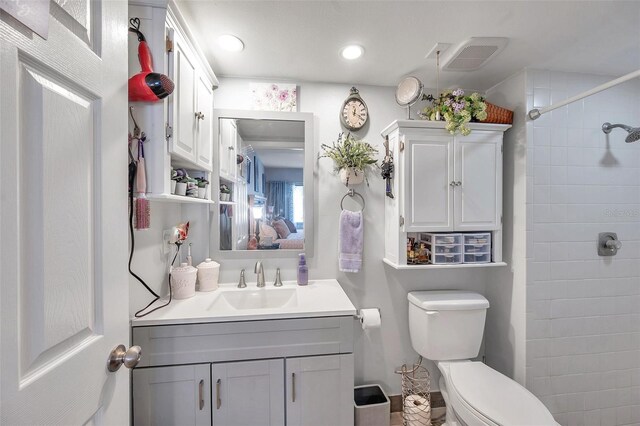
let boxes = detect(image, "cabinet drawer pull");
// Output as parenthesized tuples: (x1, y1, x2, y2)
(216, 379, 222, 409)
(198, 379, 204, 410)
(292, 373, 296, 402)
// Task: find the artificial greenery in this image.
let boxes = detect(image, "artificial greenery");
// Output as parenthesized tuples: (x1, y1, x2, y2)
(320, 133, 378, 185)
(419, 89, 488, 136)
(219, 184, 231, 194)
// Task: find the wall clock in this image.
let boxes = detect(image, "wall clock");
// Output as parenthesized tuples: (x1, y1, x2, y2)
(340, 87, 369, 131)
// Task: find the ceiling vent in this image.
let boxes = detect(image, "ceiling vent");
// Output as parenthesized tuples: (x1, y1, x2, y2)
(442, 37, 508, 71)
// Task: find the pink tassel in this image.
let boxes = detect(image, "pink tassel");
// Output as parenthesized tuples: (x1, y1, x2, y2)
(135, 196, 150, 230)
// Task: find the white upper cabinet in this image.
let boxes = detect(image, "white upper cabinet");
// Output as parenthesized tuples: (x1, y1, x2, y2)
(454, 131, 502, 230)
(219, 119, 237, 180)
(166, 23, 214, 172)
(402, 130, 454, 232)
(381, 120, 510, 268)
(196, 72, 214, 170)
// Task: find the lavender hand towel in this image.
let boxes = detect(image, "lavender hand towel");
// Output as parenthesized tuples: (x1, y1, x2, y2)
(339, 210, 363, 273)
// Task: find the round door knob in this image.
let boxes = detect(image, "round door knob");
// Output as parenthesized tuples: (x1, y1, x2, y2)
(107, 344, 142, 372)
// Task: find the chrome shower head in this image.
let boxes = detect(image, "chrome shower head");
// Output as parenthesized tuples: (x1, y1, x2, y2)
(602, 122, 640, 143)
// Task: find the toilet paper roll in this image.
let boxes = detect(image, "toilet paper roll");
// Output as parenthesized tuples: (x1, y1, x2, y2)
(404, 394, 431, 426)
(359, 308, 381, 330)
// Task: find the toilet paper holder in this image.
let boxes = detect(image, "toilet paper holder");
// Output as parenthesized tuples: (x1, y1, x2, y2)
(355, 308, 381, 320)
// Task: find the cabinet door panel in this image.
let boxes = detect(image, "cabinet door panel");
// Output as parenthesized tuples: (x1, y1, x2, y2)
(219, 119, 237, 179)
(454, 132, 502, 230)
(132, 364, 211, 426)
(196, 72, 213, 171)
(286, 354, 354, 426)
(212, 359, 285, 426)
(403, 131, 454, 231)
(171, 33, 197, 162)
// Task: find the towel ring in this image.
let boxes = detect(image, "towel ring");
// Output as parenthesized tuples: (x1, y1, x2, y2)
(340, 189, 365, 212)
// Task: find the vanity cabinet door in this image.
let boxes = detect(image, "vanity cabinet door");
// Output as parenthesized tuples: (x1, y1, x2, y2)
(212, 359, 285, 426)
(132, 364, 211, 426)
(402, 129, 455, 232)
(195, 71, 214, 171)
(286, 354, 354, 426)
(453, 132, 502, 230)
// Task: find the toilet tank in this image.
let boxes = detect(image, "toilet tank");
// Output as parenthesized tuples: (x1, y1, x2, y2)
(408, 291, 489, 361)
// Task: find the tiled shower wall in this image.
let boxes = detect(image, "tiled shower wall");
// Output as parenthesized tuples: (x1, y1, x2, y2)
(526, 70, 640, 425)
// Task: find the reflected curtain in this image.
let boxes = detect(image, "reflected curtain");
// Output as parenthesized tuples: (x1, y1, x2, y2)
(266, 181, 294, 221)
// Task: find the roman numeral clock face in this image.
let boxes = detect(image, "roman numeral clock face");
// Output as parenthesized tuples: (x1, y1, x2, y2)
(340, 92, 369, 131)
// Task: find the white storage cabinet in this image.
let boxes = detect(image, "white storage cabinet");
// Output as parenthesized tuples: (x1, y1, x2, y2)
(382, 120, 510, 268)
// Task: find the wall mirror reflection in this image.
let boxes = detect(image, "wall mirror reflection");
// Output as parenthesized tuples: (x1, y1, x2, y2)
(213, 110, 314, 257)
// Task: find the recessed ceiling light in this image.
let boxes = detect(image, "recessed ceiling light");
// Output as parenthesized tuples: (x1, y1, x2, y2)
(341, 45, 364, 60)
(217, 34, 244, 52)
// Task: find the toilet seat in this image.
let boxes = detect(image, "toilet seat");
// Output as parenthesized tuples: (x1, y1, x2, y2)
(439, 361, 558, 426)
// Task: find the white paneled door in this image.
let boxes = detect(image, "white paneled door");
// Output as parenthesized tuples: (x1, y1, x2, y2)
(1, 1, 129, 424)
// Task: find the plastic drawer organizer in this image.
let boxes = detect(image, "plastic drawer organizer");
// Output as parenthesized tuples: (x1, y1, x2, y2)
(420, 233, 492, 265)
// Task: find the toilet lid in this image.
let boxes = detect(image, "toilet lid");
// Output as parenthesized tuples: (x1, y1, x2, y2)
(448, 362, 556, 426)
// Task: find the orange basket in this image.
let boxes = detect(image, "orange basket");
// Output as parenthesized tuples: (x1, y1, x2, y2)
(483, 102, 513, 124)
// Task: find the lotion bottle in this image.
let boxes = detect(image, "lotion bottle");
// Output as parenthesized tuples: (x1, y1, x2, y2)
(297, 253, 308, 286)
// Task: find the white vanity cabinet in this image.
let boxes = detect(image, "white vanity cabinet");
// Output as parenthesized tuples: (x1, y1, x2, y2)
(382, 120, 510, 268)
(132, 364, 211, 426)
(131, 316, 354, 426)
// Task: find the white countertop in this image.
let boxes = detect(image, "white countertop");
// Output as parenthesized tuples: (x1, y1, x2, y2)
(131, 279, 357, 326)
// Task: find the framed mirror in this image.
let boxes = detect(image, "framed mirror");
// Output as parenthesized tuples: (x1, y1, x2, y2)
(211, 109, 314, 259)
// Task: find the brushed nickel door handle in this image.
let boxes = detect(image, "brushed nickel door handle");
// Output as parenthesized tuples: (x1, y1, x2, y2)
(216, 379, 222, 409)
(292, 373, 296, 402)
(198, 379, 204, 410)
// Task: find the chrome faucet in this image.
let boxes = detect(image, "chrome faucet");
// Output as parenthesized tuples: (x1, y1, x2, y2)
(254, 261, 266, 287)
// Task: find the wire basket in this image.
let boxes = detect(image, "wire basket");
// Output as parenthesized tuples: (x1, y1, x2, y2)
(395, 357, 431, 426)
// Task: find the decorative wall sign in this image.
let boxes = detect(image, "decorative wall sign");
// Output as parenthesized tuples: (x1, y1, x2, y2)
(251, 83, 297, 112)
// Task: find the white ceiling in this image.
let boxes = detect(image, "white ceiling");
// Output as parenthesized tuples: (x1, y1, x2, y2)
(176, 1, 640, 91)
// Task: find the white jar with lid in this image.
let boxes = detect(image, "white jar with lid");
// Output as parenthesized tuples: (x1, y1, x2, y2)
(197, 258, 220, 292)
(170, 262, 197, 299)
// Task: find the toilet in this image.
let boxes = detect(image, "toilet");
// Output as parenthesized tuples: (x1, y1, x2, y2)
(408, 291, 559, 426)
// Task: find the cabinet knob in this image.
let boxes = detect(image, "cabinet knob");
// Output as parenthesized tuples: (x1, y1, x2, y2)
(456, 181, 462, 186)
(450, 181, 456, 187)
(195, 112, 205, 120)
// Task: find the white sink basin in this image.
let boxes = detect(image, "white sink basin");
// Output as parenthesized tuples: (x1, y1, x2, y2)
(131, 279, 357, 326)
(209, 288, 297, 311)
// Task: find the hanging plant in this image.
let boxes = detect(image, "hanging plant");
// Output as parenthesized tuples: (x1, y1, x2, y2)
(320, 133, 379, 185)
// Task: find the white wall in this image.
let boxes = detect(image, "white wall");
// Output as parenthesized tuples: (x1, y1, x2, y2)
(484, 71, 528, 385)
(525, 70, 640, 426)
(265, 167, 303, 182)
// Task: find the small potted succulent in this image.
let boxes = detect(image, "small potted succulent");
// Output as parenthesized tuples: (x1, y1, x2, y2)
(195, 177, 209, 199)
(219, 184, 231, 201)
(320, 132, 378, 186)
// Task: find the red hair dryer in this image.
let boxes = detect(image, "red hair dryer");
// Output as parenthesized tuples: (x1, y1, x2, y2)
(128, 18, 174, 102)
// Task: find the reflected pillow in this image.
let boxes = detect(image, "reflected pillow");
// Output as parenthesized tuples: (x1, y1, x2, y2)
(283, 218, 297, 233)
(260, 223, 278, 240)
(272, 219, 291, 240)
